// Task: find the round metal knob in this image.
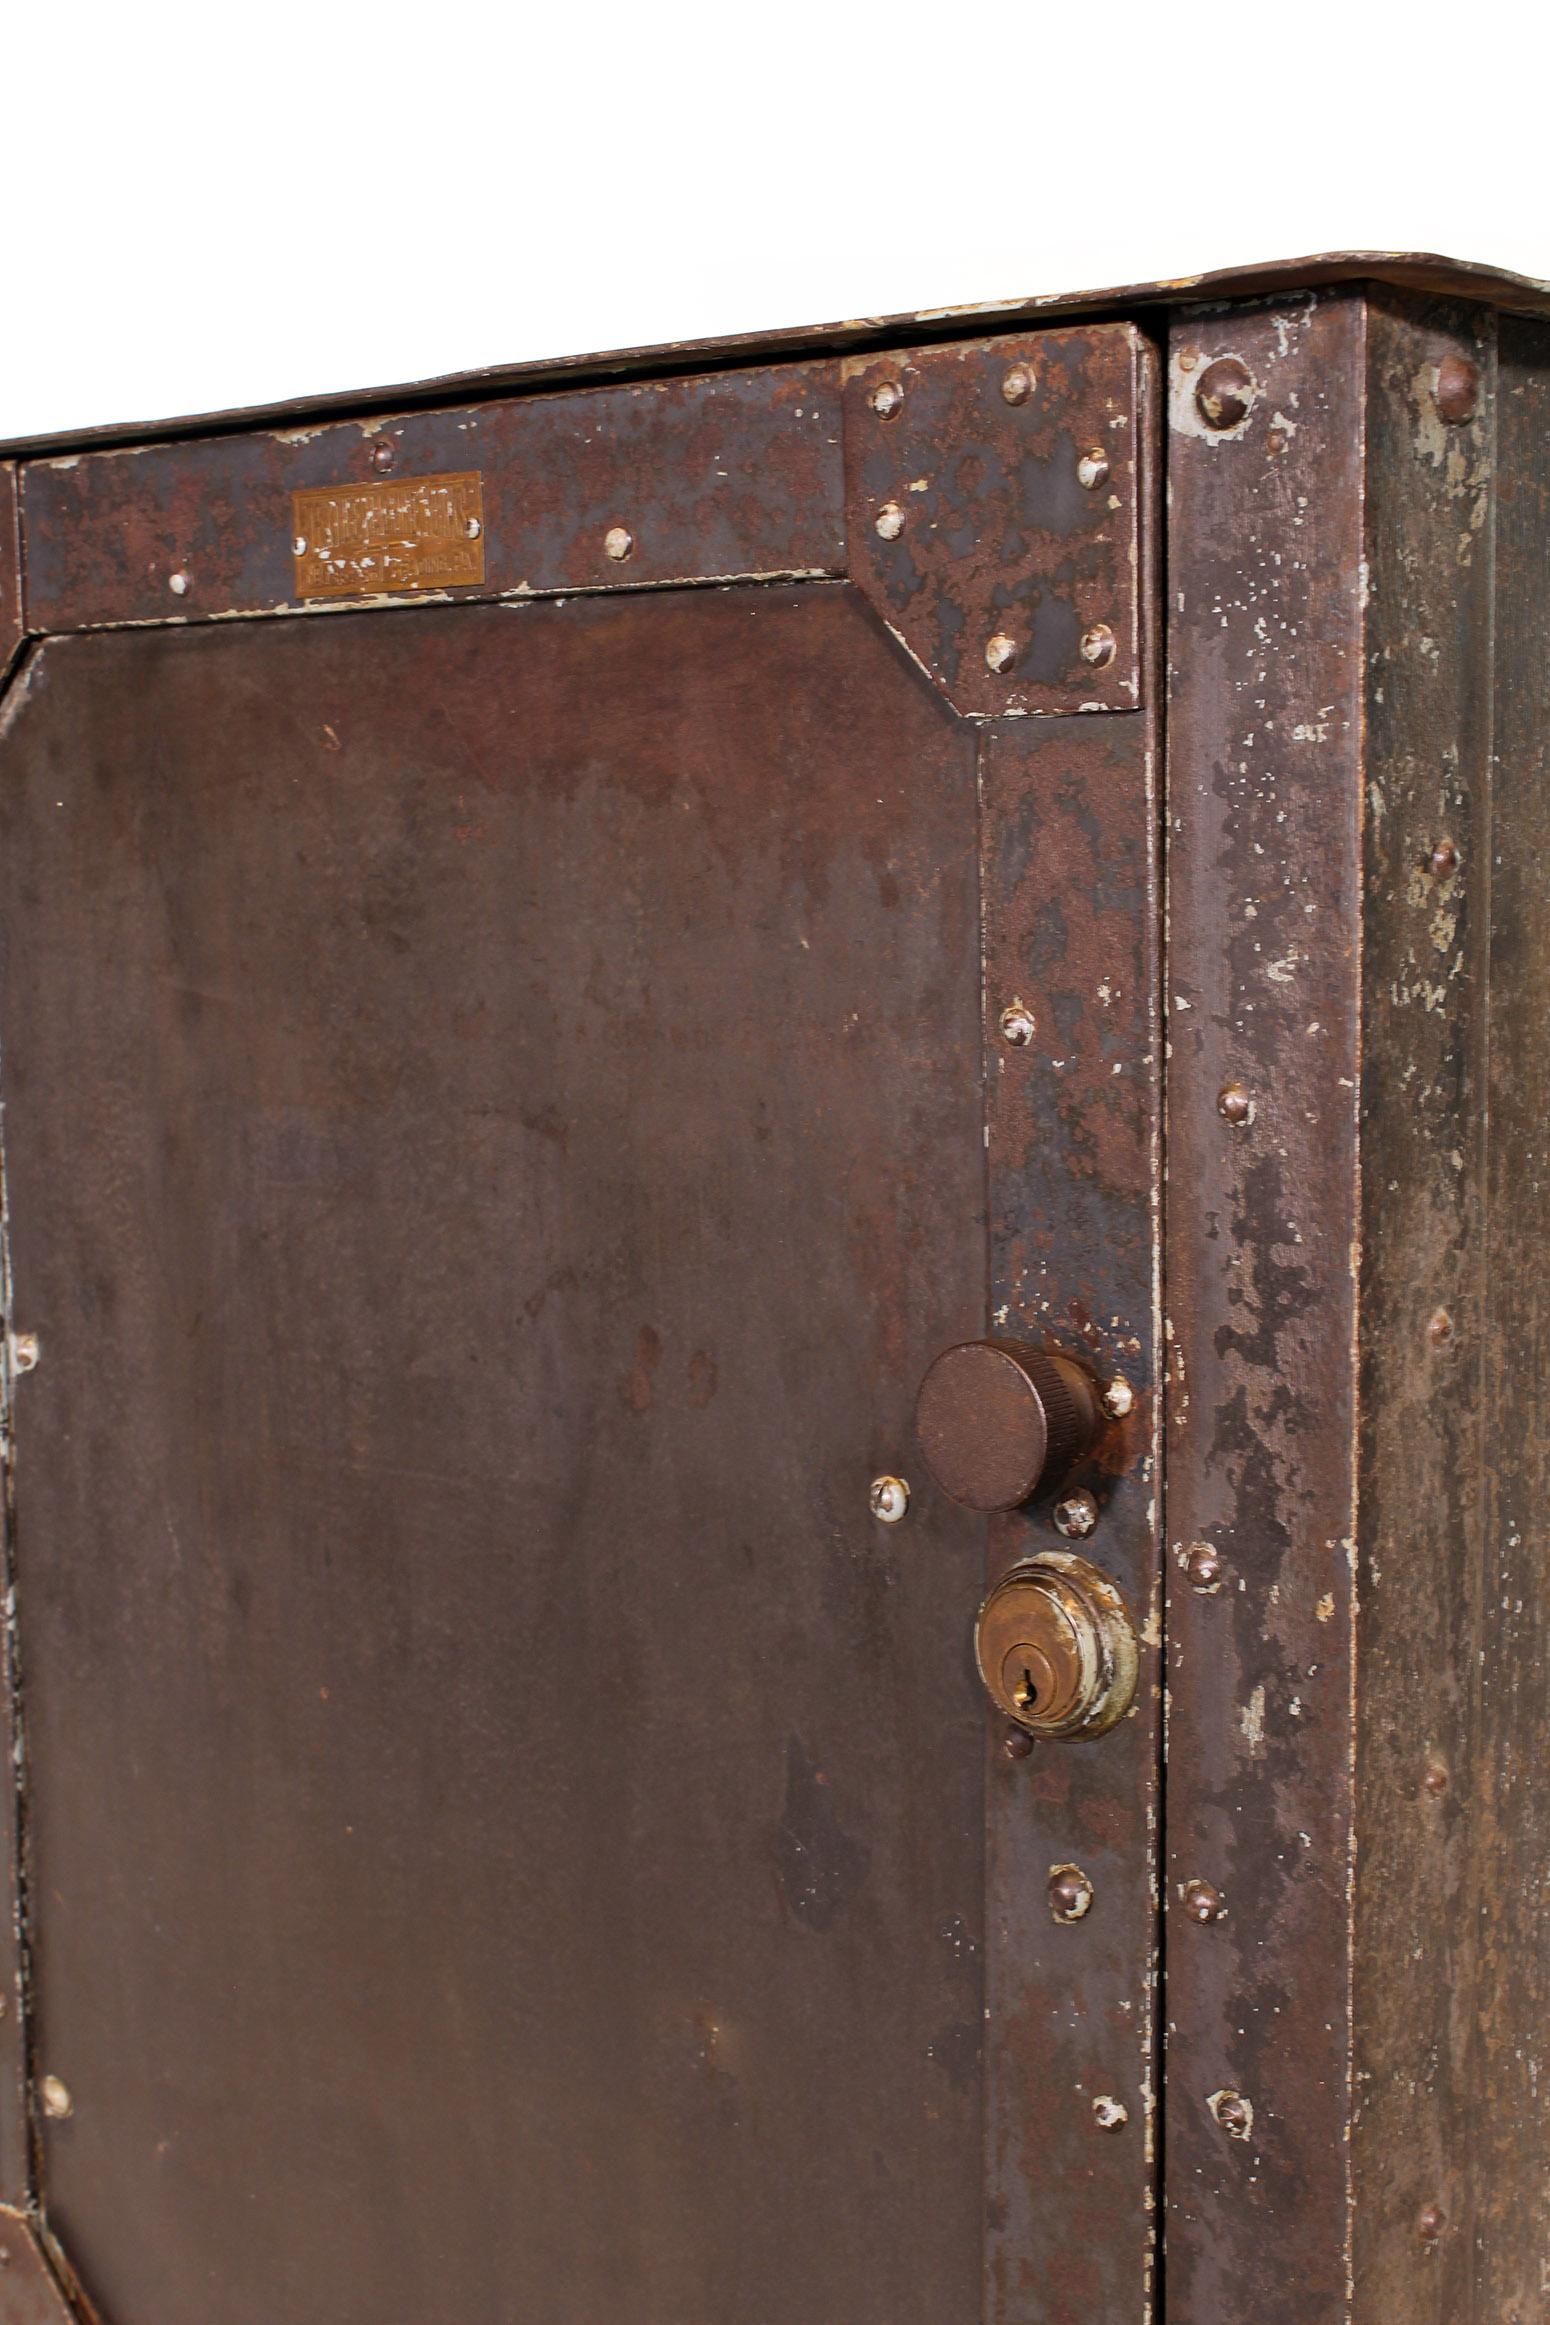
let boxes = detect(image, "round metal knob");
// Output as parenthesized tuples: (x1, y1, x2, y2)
(976, 1553, 1137, 1739)
(913, 1341, 1103, 1512)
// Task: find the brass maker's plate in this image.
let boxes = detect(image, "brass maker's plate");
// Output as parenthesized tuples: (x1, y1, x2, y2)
(291, 470, 485, 600)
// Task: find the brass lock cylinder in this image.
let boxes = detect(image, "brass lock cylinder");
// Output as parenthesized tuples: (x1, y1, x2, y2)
(976, 1552, 1137, 1740)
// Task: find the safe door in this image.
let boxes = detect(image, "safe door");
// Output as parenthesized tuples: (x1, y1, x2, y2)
(0, 324, 1161, 2324)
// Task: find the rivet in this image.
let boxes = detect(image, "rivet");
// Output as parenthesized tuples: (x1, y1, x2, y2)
(1434, 354, 1480, 426)
(1177, 347, 1200, 374)
(870, 380, 905, 420)
(8, 1334, 40, 1376)
(869, 1474, 910, 1524)
(604, 526, 634, 562)
(1053, 1488, 1099, 1540)
(1423, 1760, 1449, 1797)
(1195, 356, 1256, 431)
(1049, 1864, 1095, 1922)
(1428, 1308, 1455, 1348)
(1101, 1376, 1135, 1420)
(168, 571, 189, 597)
(874, 501, 906, 542)
(1001, 364, 1035, 406)
(985, 632, 1019, 675)
(1218, 1081, 1254, 1125)
(1003, 1725, 1035, 1760)
(1208, 2087, 1253, 2140)
(1079, 623, 1117, 669)
(998, 1000, 1036, 1047)
(38, 2075, 72, 2121)
(1429, 837, 1460, 878)
(1417, 2201, 1446, 2243)
(292, 535, 308, 558)
(370, 439, 396, 473)
(1077, 447, 1111, 492)
(1092, 2094, 1129, 2131)
(1184, 1540, 1224, 1592)
(1181, 1877, 1227, 1923)
(465, 515, 483, 542)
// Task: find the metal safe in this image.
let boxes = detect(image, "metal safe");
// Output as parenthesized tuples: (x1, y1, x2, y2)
(0, 249, 1542, 2324)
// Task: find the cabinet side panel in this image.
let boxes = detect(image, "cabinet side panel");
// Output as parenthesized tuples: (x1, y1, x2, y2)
(1471, 312, 1550, 2323)
(1163, 292, 1366, 2321)
(1352, 293, 1497, 2323)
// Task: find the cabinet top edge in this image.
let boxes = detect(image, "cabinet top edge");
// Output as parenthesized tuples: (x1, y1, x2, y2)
(5, 249, 1546, 464)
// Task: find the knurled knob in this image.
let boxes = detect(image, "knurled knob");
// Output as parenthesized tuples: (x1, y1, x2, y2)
(913, 1341, 1102, 1513)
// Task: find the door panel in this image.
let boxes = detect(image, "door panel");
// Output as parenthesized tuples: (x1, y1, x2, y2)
(0, 321, 1162, 2325)
(0, 589, 986, 2325)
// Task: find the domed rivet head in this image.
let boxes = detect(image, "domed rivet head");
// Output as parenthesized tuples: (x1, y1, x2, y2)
(39, 2075, 72, 2121)
(1092, 2095, 1128, 2131)
(465, 515, 482, 541)
(1218, 1081, 1254, 1125)
(1001, 364, 1034, 406)
(1434, 354, 1480, 426)
(1417, 2201, 1446, 2244)
(1003, 1725, 1035, 1760)
(869, 1474, 910, 1524)
(292, 535, 308, 558)
(1423, 1760, 1449, 1797)
(168, 571, 190, 597)
(985, 632, 1019, 675)
(1184, 1540, 1224, 1592)
(1429, 837, 1460, 878)
(370, 439, 396, 473)
(1079, 623, 1117, 669)
(1181, 1877, 1227, 1923)
(604, 526, 634, 562)
(1209, 2087, 1254, 2140)
(874, 501, 905, 541)
(1053, 1488, 1099, 1540)
(1428, 1308, 1455, 1349)
(1195, 356, 1256, 431)
(999, 1000, 1036, 1047)
(1077, 447, 1111, 491)
(1101, 1376, 1134, 1420)
(1049, 1864, 1094, 1922)
(870, 380, 905, 420)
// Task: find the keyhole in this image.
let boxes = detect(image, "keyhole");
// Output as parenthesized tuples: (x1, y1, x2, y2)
(1015, 1666, 1039, 1711)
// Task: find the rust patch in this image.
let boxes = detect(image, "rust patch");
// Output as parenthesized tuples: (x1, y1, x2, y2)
(842, 327, 1144, 718)
(21, 362, 846, 629)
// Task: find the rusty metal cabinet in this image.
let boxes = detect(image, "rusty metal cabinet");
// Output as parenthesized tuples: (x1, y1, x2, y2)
(0, 249, 1543, 2324)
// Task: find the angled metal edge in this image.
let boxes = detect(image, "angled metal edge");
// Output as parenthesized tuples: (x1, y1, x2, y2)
(1, 255, 1546, 463)
(0, 2206, 83, 2322)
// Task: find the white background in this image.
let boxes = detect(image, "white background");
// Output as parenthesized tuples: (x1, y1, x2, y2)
(7, 0, 1546, 441)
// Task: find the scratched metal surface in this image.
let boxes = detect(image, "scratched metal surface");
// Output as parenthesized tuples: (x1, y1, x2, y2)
(1162, 292, 1367, 2318)
(1351, 292, 1497, 2323)
(841, 328, 1143, 716)
(20, 363, 846, 631)
(1468, 313, 1550, 2324)
(0, 587, 992, 2325)
(979, 694, 1163, 2313)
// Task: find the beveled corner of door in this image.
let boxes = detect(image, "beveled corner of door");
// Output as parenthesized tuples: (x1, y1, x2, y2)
(840, 325, 1145, 719)
(0, 2205, 83, 2321)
